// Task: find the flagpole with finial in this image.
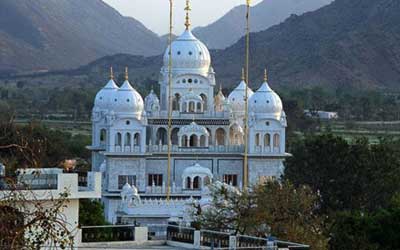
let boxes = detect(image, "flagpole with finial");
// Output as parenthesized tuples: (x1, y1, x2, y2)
(243, 0, 251, 191)
(166, 0, 174, 202)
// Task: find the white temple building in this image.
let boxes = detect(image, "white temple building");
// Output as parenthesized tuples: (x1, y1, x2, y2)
(88, 3, 288, 225)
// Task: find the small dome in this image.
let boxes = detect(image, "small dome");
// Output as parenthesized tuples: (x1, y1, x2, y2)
(144, 89, 160, 112)
(215, 87, 226, 103)
(163, 30, 211, 72)
(112, 80, 144, 116)
(182, 163, 213, 178)
(121, 182, 138, 196)
(228, 80, 254, 114)
(249, 80, 283, 119)
(230, 123, 244, 134)
(178, 122, 209, 137)
(94, 79, 119, 110)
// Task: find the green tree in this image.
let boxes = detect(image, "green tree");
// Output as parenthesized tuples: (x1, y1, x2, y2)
(79, 199, 109, 226)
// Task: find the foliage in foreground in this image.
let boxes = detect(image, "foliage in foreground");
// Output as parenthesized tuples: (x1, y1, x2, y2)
(79, 199, 109, 226)
(193, 181, 328, 250)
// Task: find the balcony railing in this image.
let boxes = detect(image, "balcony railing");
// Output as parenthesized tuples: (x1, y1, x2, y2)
(81, 225, 135, 243)
(0, 174, 58, 190)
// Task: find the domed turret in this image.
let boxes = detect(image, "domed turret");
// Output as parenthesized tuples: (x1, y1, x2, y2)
(112, 68, 144, 117)
(228, 71, 254, 115)
(94, 67, 119, 110)
(163, 1, 210, 74)
(249, 70, 283, 119)
(214, 85, 226, 112)
(144, 88, 160, 113)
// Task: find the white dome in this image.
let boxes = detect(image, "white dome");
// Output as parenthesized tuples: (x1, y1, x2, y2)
(144, 89, 160, 112)
(112, 80, 144, 116)
(163, 30, 211, 72)
(228, 80, 254, 113)
(94, 79, 119, 110)
(249, 80, 283, 119)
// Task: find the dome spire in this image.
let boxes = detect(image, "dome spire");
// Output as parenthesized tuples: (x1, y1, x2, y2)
(241, 68, 245, 81)
(264, 68, 268, 82)
(110, 66, 114, 80)
(184, 0, 191, 30)
(125, 67, 129, 81)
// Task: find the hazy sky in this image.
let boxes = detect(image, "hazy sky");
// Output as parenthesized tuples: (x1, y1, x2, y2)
(104, 0, 263, 35)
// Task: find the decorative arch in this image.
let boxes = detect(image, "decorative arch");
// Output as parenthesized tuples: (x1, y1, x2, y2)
(115, 133, 122, 146)
(156, 127, 168, 145)
(171, 128, 180, 145)
(273, 133, 280, 147)
(190, 134, 199, 147)
(255, 133, 261, 146)
(193, 176, 200, 189)
(216, 128, 226, 146)
(100, 129, 107, 144)
(173, 93, 181, 111)
(181, 135, 188, 147)
(264, 134, 271, 147)
(125, 133, 131, 146)
(134, 133, 141, 146)
(200, 93, 208, 111)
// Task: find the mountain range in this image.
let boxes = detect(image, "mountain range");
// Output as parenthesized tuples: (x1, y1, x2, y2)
(1, 0, 399, 91)
(0, 0, 163, 74)
(193, 0, 333, 49)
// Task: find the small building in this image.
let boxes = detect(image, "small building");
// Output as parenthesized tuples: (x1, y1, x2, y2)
(304, 110, 339, 120)
(0, 167, 102, 247)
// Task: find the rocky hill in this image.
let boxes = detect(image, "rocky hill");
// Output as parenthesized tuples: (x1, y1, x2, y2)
(213, 0, 400, 89)
(3, 0, 400, 91)
(193, 0, 332, 49)
(0, 0, 163, 74)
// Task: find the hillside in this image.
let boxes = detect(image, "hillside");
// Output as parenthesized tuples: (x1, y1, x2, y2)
(213, 0, 400, 89)
(0, 0, 163, 74)
(2, 0, 400, 92)
(193, 0, 333, 49)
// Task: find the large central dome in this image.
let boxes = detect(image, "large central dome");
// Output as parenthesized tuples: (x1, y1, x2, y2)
(163, 30, 211, 72)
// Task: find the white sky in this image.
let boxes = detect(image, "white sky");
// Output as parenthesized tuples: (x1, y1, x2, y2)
(104, 0, 263, 35)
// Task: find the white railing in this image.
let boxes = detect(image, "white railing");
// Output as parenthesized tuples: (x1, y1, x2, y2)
(147, 144, 244, 153)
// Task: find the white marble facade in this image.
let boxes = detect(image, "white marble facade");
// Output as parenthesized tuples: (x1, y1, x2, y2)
(89, 5, 288, 225)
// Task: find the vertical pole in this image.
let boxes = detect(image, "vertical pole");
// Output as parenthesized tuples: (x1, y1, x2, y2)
(243, 0, 251, 190)
(166, 0, 174, 201)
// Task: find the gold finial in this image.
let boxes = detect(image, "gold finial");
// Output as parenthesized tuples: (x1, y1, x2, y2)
(264, 68, 268, 82)
(219, 84, 222, 92)
(110, 66, 114, 80)
(241, 68, 245, 81)
(184, 0, 191, 30)
(246, 0, 251, 6)
(125, 67, 129, 81)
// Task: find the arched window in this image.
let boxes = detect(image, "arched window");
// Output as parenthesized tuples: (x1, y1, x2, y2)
(182, 135, 188, 147)
(125, 133, 131, 146)
(197, 102, 202, 112)
(100, 129, 106, 143)
(171, 128, 179, 145)
(173, 93, 181, 111)
(193, 176, 200, 189)
(216, 128, 226, 146)
(264, 134, 271, 146)
(190, 134, 198, 147)
(255, 133, 261, 146)
(156, 128, 168, 145)
(189, 102, 195, 112)
(200, 135, 207, 147)
(186, 177, 191, 189)
(134, 133, 141, 146)
(115, 133, 122, 146)
(182, 102, 187, 113)
(273, 133, 280, 147)
(200, 94, 207, 111)
(206, 128, 212, 146)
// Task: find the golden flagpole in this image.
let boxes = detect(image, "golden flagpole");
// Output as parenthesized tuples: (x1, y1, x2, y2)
(243, 0, 251, 190)
(166, 0, 174, 201)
